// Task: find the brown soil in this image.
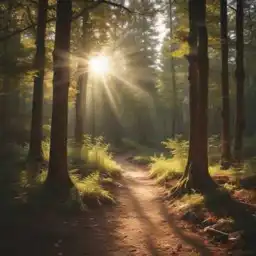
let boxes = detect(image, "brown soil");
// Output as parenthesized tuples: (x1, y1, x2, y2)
(0, 154, 225, 256)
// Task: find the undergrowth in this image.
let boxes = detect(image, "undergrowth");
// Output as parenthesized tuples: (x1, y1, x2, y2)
(122, 138, 162, 165)
(171, 193, 204, 212)
(149, 137, 256, 185)
(80, 135, 122, 178)
(1, 136, 121, 213)
(149, 138, 188, 184)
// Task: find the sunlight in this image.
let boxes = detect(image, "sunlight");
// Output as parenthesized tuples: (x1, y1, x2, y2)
(89, 55, 110, 75)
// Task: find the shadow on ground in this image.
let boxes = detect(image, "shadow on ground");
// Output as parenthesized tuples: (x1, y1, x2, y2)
(0, 155, 235, 256)
(204, 190, 256, 253)
(0, 157, 122, 256)
(120, 176, 215, 256)
(0, 204, 124, 256)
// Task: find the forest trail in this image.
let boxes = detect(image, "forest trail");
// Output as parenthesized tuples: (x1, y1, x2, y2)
(1, 154, 225, 256)
(94, 153, 223, 256)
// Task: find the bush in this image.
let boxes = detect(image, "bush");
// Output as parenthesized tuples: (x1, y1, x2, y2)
(149, 138, 187, 184)
(162, 137, 188, 159)
(80, 135, 122, 178)
(1, 136, 121, 212)
(71, 172, 114, 203)
(14, 168, 115, 211)
(149, 155, 184, 184)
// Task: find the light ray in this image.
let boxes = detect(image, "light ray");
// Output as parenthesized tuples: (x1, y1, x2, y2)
(89, 55, 110, 75)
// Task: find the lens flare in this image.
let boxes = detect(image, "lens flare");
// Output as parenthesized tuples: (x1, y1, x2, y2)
(89, 55, 110, 75)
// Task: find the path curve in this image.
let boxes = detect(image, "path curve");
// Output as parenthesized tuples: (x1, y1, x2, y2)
(99, 154, 222, 256)
(4, 154, 225, 256)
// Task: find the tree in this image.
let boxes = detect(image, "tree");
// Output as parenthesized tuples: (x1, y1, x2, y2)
(234, 0, 245, 164)
(0, 2, 12, 149)
(28, 0, 48, 166)
(220, 0, 231, 169)
(75, 9, 90, 145)
(171, 0, 217, 196)
(169, 0, 177, 138)
(46, 0, 73, 192)
(124, 0, 158, 145)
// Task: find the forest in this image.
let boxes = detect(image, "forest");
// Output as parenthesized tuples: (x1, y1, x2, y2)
(1, 0, 256, 255)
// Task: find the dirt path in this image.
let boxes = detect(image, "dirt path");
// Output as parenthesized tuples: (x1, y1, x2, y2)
(96, 154, 223, 256)
(1, 155, 225, 256)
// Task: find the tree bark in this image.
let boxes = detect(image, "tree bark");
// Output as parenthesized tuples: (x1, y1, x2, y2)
(234, 0, 245, 164)
(171, 0, 216, 197)
(169, 0, 177, 139)
(220, 0, 231, 169)
(197, 0, 210, 180)
(0, 2, 12, 151)
(46, 0, 73, 192)
(75, 10, 89, 145)
(28, 0, 48, 165)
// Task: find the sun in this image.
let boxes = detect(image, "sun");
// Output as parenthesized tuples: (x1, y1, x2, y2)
(89, 55, 110, 75)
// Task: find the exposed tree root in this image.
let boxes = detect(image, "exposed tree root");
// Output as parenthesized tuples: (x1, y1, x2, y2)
(168, 162, 218, 200)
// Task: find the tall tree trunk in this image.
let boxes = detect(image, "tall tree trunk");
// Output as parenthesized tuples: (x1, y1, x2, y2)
(75, 10, 89, 145)
(220, 0, 231, 169)
(197, 0, 210, 180)
(91, 77, 97, 143)
(0, 2, 12, 153)
(169, 0, 177, 138)
(171, 0, 216, 197)
(46, 0, 73, 192)
(28, 0, 48, 165)
(234, 0, 245, 164)
(171, 63, 177, 138)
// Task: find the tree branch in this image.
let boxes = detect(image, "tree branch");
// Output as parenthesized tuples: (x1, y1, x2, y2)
(0, 1, 102, 42)
(100, 0, 133, 13)
(0, 0, 158, 42)
(228, 4, 236, 12)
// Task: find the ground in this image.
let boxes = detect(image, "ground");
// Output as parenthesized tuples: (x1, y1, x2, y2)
(1, 155, 227, 256)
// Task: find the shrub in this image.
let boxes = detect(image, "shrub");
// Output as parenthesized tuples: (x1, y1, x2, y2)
(149, 138, 188, 184)
(14, 168, 114, 210)
(162, 137, 188, 159)
(149, 155, 184, 184)
(81, 135, 122, 178)
(2, 136, 121, 211)
(71, 172, 114, 203)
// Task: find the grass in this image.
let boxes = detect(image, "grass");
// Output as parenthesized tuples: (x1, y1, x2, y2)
(148, 138, 256, 253)
(171, 193, 204, 212)
(13, 168, 115, 212)
(121, 138, 164, 166)
(1, 136, 122, 213)
(149, 155, 185, 184)
(149, 137, 256, 186)
(131, 155, 152, 165)
(149, 138, 188, 184)
(71, 172, 114, 204)
(80, 135, 122, 178)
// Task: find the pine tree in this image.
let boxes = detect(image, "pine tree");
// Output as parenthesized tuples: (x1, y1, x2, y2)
(28, 0, 48, 167)
(46, 0, 73, 194)
(171, 0, 217, 197)
(234, 0, 245, 164)
(220, 0, 231, 169)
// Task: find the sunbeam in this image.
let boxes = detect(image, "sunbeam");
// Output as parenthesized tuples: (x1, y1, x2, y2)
(89, 55, 110, 75)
